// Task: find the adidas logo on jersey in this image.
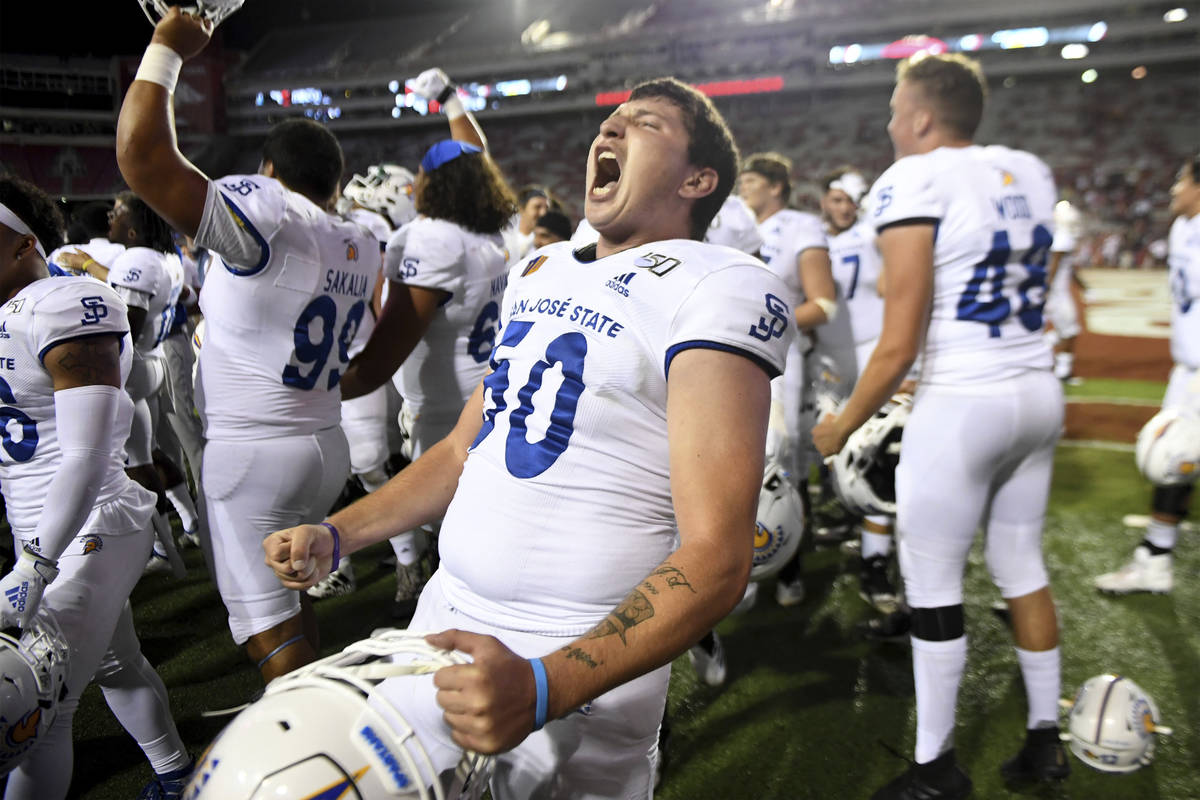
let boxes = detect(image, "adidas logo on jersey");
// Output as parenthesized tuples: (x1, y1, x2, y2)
(0, 322, 9, 339)
(5, 584, 27, 612)
(605, 272, 636, 297)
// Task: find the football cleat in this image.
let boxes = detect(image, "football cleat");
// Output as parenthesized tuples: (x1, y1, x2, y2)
(143, 548, 174, 576)
(688, 632, 726, 687)
(858, 607, 912, 644)
(392, 560, 427, 621)
(307, 561, 357, 600)
(1065, 674, 1171, 773)
(871, 749, 972, 800)
(775, 573, 805, 607)
(859, 555, 900, 615)
(138, 759, 195, 800)
(177, 528, 201, 549)
(1094, 546, 1173, 594)
(999, 727, 1069, 783)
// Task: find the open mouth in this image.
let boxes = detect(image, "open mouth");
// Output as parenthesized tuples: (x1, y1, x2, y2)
(591, 150, 621, 199)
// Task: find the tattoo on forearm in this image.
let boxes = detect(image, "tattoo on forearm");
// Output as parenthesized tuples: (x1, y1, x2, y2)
(640, 580, 658, 595)
(651, 565, 696, 594)
(561, 645, 600, 669)
(586, 589, 654, 644)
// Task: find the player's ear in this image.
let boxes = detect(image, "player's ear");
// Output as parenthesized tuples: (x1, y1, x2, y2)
(912, 107, 934, 140)
(259, 160, 276, 179)
(678, 167, 719, 201)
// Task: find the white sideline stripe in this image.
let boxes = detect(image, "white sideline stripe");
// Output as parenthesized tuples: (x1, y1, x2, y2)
(1122, 514, 1198, 533)
(1057, 439, 1135, 453)
(1065, 396, 1158, 408)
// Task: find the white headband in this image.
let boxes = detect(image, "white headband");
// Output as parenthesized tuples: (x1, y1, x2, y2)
(0, 202, 48, 260)
(829, 173, 868, 205)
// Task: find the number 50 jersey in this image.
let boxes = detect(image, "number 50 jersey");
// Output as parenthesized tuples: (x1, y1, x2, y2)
(867, 145, 1057, 385)
(437, 239, 793, 634)
(194, 175, 381, 440)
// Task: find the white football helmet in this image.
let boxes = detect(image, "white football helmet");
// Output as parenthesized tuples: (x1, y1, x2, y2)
(0, 614, 71, 776)
(829, 394, 911, 516)
(139, 0, 245, 27)
(750, 460, 805, 582)
(1135, 407, 1200, 486)
(372, 164, 418, 229)
(186, 630, 491, 799)
(1066, 674, 1171, 773)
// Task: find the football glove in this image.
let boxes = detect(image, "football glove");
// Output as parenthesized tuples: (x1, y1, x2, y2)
(409, 67, 455, 104)
(0, 547, 59, 630)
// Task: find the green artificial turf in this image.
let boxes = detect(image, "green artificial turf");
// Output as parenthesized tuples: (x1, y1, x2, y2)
(41, 446, 1200, 799)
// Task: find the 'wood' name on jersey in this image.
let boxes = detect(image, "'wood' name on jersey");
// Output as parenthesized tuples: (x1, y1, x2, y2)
(436, 239, 792, 635)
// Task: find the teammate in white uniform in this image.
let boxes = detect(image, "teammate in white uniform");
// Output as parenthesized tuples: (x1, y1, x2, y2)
(118, 12, 387, 683)
(1095, 154, 1200, 594)
(503, 186, 550, 265)
(1044, 199, 1084, 381)
(739, 152, 838, 604)
(0, 176, 191, 800)
(821, 166, 901, 614)
(813, 54, 1067, 798)
(265, 77, 791, 799)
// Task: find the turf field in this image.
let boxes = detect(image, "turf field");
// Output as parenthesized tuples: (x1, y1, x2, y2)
(46, 397, 1197, 799)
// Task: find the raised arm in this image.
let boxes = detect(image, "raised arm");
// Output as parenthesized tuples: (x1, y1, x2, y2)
(408, 68, 488, 151)
(425, 347, 770, 753)
(115, 8, 214, 237)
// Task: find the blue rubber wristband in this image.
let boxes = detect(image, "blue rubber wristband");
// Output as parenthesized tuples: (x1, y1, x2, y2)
(320, 521, 341, 570)
(529, 657, 548, 731)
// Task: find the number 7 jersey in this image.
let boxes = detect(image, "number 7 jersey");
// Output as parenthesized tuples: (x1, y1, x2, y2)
(867, 145, 1057, 385)
(436, 239, 793, 634)
(194, 175, 381, 440)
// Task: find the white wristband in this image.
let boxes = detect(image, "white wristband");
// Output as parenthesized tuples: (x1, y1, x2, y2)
(441, 95, 466, 121)
(135, 43, 183, 93)
(813, 296, 838, 322)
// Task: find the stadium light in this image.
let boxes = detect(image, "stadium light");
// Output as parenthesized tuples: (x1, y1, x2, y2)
(1081, 69, 1098, 83)
(1061, 44, 1089, 59)
(1163, 8, 1188, 23)
(1087, 21, 1108, 41)
(1132, 66, 1148, 79)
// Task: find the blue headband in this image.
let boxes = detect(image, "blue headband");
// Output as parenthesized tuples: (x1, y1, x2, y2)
(421, 140, 482, 172)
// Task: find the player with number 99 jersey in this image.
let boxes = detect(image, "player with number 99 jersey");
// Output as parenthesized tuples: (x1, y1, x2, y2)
(867, 144, 1056, 385)
(383, 216, 508, 423)
(436, 239, 792, 633)
(193, 174, 380, 439)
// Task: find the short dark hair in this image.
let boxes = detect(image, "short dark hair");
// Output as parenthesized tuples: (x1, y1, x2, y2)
(897, 53, 987, 140)
(1187, 152, 1200, 183)
(534, 210, 572, 242)
(262, 118, 345, 205)
(742, 152, 792, 203)
(0, 174, 64, 255)
(518, 185, 548, 206)
(628, 77, 740, 240)
(116, 191, 176, 254)
(415, 152, 519, 235)
(67, 201, 112, 244)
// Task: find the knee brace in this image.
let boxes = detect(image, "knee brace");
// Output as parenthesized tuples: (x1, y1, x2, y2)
(910, 604, 964, 642)
(1152, 484, 1192, 519)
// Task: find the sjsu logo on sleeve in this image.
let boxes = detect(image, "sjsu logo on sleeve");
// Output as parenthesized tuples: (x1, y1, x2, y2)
(874, 186, 893, 217)
(80, 297, 108, 326)
(748, 293, 789, 342)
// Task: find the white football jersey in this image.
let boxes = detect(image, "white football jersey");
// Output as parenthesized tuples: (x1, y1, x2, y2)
(384, 217, 509, 414)
(1168, 212, 1200, 368)
(756, 208, 828, 305)
(107, 247, 183, 354)
(704, 195, 765, 254)
(867, 145, 1056, 385)
(0, 278, 139, 533)
(345, 206, 392, 247)
(193, 174, 380, 440)
(436, 239, 792, 633)
(829, 221, 884, 347)
(47, 238, 125, 277)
